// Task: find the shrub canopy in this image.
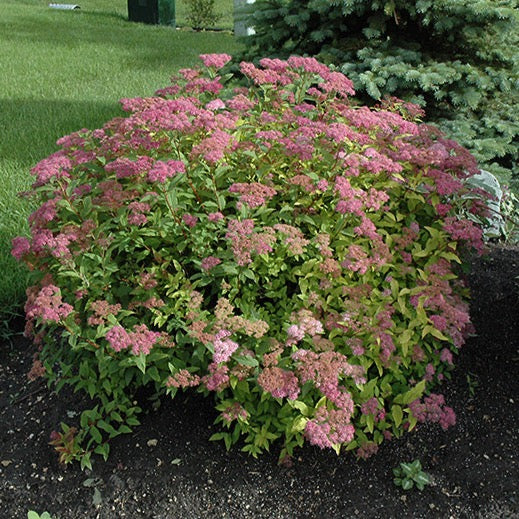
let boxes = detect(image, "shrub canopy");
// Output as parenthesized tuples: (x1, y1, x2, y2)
(15, 55, 489, 465)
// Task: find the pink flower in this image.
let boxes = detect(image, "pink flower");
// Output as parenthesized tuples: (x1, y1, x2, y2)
(31, 151, 72, 186)
(147, 160, 185, 183)
(106, 325, 132, 352)
(128, 201, 150, 226)
(11, 236, 31, 260)
(205, 99, 226, 111)
(443, 216, 484, 254)
(409, 393, 456, 430)
(87, 300, 122, 326)
(229, 182, 277, 208)
(221, 402, 248, 423)
(28, 357, 46, 381)
(304, 407, 355, 449)
(361, 397, 379, 416)
(286, 324, 305, 345)
(430, 314, 448, 332)
(356, 442, 379, 459)
(191, 130, 234, 163)
(203, 362, 230, 391)
(182, 213, 198, 228)
(440, 348, 454, 365)
(106, 324, 160, 355)
(287, 56, 330, 75)
(319, 71, 355, 97)
(25, 285, 73, 323)
(166, 369, 200, 388)
(257, 367, 300, 400)
(105, 156, 154, 179)
(201, 256, 222, 270)
(208, 212, 224, 222)
(199, 53, 232, 69)
(273, 224, 309, 255)
(425, 363, 436, 381)
(213, 329, 239, 364)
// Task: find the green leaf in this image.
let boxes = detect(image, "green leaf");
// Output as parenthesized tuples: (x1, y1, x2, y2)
(402, 479, 414, 490)
(411, 459, 421, 471)
(134, 354, 146, 374)
(92, 487, 102, 506)
(291, 416, 308, 433)
(366, 413, 374, 433)
(235, 355, 259, 367)
(401, 462, 413, 475)
(394, 380, 426, 405)
(392, 404, 403, 428)
(90, 426, 102, 444)
(415, 472, 431, 486)
(80, 453, 92, 471)
(288, 399, 310, 416)
(97, 420, 117, 436)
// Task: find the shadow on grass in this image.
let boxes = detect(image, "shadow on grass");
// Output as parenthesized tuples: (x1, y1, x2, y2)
(0, 98, 123, 163)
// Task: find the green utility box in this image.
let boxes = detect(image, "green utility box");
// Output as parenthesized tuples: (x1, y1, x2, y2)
(128, 0, 175, 27)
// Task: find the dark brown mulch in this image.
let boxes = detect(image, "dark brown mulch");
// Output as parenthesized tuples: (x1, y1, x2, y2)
(1, 245, 518, 519)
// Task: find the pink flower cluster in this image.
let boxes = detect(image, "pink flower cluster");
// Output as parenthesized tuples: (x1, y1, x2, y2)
(360, 397, 386, 422)
(221, 402, 248, 424)
(106, 324, 162, 355)
(225, 219, 276, 266)
(293, 350, 364, 410)
(273, 224, 309, 255)
(25, 285, 73, 323)
(87, 300, 122, 326)
(443, 216, 485, 254)
(305, 407, 355, 449)
(228, 182, 277, 208)
(105, 156, 154, 179)
(201, 256, 221, 271)
(11, 236, 31, 260)
(166, 369, 201, 389)
(257, 366, 300, 400)
(202, 363, 230, 391)
(128, 201, 150, 226)
(286, 309, 324, 346)
(147, 160, 185, 183)
(30, 151, 72, 187)
(212, 329, 239, 364)
(199, 53, 232, 70)
(191, 130, 234, 163)
(409, 393, 456, 430)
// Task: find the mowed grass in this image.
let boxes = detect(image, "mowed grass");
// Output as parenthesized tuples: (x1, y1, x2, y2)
(0, 0, 241, 323)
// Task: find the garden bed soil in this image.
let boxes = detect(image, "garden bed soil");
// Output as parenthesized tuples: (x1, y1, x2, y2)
(1, 245, 518, 518)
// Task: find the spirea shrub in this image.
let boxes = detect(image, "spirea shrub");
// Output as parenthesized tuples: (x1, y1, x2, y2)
(14, 54, 490, 466)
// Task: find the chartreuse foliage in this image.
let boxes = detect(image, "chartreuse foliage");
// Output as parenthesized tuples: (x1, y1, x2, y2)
(14, 55, 489, 466)
(238, 0, 519, 189)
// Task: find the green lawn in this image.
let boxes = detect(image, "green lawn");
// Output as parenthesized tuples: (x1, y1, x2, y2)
(0, 0, 241, 325)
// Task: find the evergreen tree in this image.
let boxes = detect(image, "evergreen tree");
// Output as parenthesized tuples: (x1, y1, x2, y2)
(238, 0, 519, 187)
